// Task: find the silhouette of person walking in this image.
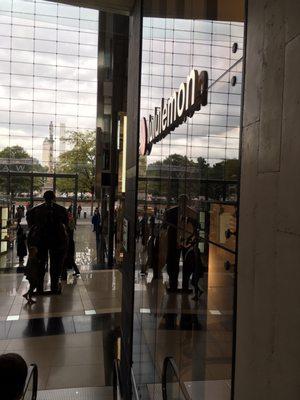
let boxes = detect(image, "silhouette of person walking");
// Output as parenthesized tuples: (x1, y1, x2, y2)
(92, 208, 101, 232)
(62, 211, 80, 279)
(26, 190, 69, 294)
(16, 224, 27, 264)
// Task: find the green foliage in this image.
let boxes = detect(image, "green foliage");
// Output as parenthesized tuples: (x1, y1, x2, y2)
(0, 146, 46, 194)
(56, 130, 96, 194)
(144, 153, 239, 201)
(0, 146, 30, 160)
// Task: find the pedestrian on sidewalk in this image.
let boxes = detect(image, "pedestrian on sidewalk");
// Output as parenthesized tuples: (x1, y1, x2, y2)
(16, 224, 27, 265)
(92, 208, 101, 232)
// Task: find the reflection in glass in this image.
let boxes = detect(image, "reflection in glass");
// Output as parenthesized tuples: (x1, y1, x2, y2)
(133, 14, 244, 400)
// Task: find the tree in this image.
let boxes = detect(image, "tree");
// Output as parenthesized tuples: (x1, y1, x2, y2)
(197, 156, 209, 178)
(205, 158, 240, 200)
(0, 146, 45, 195)
(146, 153, 199, 201)
(208, 158, 239, 180)
(143, 153, 240, 203)
(56, 130, 96, 210)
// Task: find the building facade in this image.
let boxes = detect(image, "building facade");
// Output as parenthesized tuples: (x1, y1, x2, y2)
(42, 122, 54, 172)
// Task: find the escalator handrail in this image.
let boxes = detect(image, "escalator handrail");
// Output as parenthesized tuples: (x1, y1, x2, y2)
(162, 357, 192, 400)
(22, 364, 38, 400)
(113, 359, 123, 400)
(131, 367, 139, 400)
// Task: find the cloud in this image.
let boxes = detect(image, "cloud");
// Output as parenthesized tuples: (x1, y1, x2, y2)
(140, 18, 243, 166)
(0, 3, 98, 163)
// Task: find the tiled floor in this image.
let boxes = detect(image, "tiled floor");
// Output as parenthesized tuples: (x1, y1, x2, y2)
(0, 270, 121, 321)
(0, 216, 235, 398)
(0, 222, 121, 321)
(0, 331, 108, 389)
(0, 221, 121, 392)
(147, 380, 231, 400)
(0, 317, 120, 390)
(133, 242, 234, 399)
(37, 386, 113, 400)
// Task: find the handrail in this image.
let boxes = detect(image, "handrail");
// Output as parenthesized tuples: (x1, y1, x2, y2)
(156, 218, 237, 255)
(113, 359, 123, 400)
(162, 357, 191, 400)
(22, 364, 38, 400)
(131, 367, 139, 400)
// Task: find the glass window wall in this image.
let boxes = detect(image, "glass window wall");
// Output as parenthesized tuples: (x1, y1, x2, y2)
(133, 13, 244, 400)
(0, 0, 98, 175)
(0, 0, 98, 261)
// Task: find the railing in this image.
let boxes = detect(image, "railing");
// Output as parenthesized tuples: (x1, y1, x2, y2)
(22, 364, 38, 400)
(162, 357, 191, 400)
(131, 367, 140, 400)
(113, 359, 123, 400)
(113, 360, 140, 400)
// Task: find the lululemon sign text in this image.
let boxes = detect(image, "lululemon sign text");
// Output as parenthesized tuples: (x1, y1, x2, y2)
(139, 69, 208, 155)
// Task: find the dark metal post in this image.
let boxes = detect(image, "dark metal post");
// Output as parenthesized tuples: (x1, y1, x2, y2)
(30, 173, 34, 208)
(120, 2, 142, 398)
(74, 174, 78, 220)
(223, 182, 227, 202)
(107, 15, 129, 268)
(7, 171, 10, 197)
(53, 173, 56, 194)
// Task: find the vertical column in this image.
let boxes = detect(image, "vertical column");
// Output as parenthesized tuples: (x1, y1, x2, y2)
(74, 174, 78, 220)
(30, 174, 34, 208)
(95, 12, 129, 266)
(120, 0, 142, 398)
(95, 12, 110, 264)
(107, 15, 129, 267)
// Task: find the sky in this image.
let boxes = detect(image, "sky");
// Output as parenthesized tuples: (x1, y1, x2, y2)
(0, 1, 244, 172)
(0, 0, 98, 167)
(140, 17, 244, 167)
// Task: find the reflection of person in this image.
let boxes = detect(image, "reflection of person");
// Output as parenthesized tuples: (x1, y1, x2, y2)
(183, 238, 204, 297)
(140, 212, 148, 246)
(94, 209, 102, 241)
(16, 224, 27, 264)
(155, 223, 168, 279)
(26, 190, 68, 294)
(95, 216, 106, 258)
(139, 211, 148, 274)
(136, 216, 141, 239)
(15, 205, 23, 223)
(164, 206, 183, 292)
(146, 214, 156, 273)
(180, 293, 202, 330)
(0, 353, 28, 400)
(164, 195, 199, 292)
(92, 208, 101, 232)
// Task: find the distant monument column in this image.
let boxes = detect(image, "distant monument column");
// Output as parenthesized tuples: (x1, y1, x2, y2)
(59, 123, 66, 155)
(48, 121, 54, 173)
(42, 121, 55, 191)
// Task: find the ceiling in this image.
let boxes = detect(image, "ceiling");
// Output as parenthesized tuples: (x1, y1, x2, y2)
(47, 0, 244, 21)
(47, 0, 135, 14)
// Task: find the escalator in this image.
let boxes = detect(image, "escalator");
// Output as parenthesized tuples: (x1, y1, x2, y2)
(22, 364, 38, 400)
(162, 357, 191, 400)
(114, 357, 191, 400)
